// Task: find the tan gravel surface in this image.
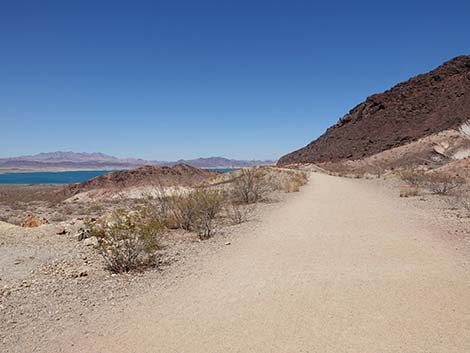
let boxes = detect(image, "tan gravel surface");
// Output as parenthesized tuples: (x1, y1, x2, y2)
(46, 174, 470, 352)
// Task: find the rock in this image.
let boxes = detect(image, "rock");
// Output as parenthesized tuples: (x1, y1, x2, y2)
(83, 236, 98, 247)
(21, 214, 49, 228)
(225, 241, 231, 245)
(75, 228, 91, 241)
(55, 226, 67, 235)
(77, 267, 90, 277)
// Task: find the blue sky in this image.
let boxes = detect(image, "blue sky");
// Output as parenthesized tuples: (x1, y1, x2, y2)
(0, 0, 469, 160)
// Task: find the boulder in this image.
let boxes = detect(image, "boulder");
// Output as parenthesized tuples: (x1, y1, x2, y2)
(55, 226, 67, 235)
(83, 236, 99, 247)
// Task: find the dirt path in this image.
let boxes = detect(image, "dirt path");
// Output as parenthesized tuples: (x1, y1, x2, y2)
(57, 173, 470, 352)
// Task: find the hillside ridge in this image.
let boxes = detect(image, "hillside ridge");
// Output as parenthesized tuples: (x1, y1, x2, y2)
(278, 55, 470, 165)
(62, 163, 219, 196)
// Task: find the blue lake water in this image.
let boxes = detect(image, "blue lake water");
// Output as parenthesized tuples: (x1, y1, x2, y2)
(0, 168, 235, 184)
(210, 168, 235, 173)
(0, 170, 114, 184)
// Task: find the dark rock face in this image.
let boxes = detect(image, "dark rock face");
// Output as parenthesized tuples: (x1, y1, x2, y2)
(278, 55, 470, 165)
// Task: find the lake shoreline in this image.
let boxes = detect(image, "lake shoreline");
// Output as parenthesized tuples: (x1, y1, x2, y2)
(0, 168, 236, 184)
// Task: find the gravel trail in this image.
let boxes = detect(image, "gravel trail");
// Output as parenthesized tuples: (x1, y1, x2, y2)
(57, 173, 470, 352)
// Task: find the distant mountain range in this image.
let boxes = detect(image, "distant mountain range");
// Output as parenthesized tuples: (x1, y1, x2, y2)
(0, 152, 275, 173)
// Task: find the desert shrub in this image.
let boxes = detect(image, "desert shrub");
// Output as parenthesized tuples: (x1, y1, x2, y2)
(230, 168, 270, 204)
(87, 207, 162, 273)
(283, 171, 308, 192)
(141, 187, 180, 228)
(194, 190, 224, 239)
(399, 168, 426, 187)
(172, 189, 224, 239)
(398, 168, 466, 196)
(421, 173, 464, 195)
(172, 193, 200, 231)
(224, 203, 255, 225)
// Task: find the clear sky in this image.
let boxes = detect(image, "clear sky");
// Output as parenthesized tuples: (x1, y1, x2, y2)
(1, 0, 469, 160)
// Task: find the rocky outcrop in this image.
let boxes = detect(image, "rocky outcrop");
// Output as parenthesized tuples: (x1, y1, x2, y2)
(278, 55, 470, 165)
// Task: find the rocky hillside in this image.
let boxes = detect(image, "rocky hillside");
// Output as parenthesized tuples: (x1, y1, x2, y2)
(62, 164, 219, 196)
(278, 55, 470, 165)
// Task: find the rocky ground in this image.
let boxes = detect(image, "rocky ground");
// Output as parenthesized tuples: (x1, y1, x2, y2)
(1, 167, 302, 352)
(0, 168, 468, 352)
(0, 201, 278, 352)
(15, 171, 470, 353)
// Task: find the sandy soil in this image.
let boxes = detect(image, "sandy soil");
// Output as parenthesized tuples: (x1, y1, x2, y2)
(26, 172, 469, 353)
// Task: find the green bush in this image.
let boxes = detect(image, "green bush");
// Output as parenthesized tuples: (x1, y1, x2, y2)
(88, 207, 162, 273)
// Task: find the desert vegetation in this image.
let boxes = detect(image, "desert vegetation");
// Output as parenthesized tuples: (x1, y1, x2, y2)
(396, 166, 470, 220)
(84, 167, 307, 272)
(399, 168, 465, 195)
(87, 207, 162, 273)
(171, 189, 224, 239)
(0, 167, 309, 274)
